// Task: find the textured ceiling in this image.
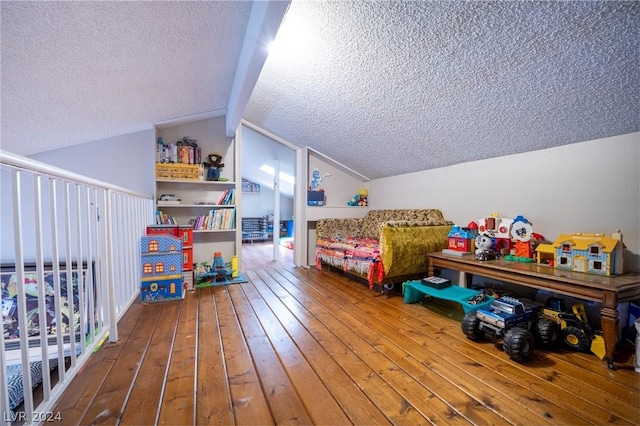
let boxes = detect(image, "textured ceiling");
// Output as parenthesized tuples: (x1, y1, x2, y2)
(246, 0, 640, 179)
(2, 1, 639, 181)
(1, 1, 252, 155)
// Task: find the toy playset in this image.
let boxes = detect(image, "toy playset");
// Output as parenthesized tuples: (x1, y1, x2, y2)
(476, 213, 514, 255)
(140, 234, 184, 303)
(442, 225, 477, 256)
(179, 225, 195, 291)
(548, 231, 624, 276)
(503, 215, 536, 263)
(441, 213, 626, 278)
(195, 252, 248, 287)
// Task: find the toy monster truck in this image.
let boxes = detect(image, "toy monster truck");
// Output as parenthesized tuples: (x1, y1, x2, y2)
(461, 296, 558, 362)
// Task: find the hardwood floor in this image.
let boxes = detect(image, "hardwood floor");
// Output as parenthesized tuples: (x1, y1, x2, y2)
(241, 240, 294, 271)
(52, 265, 639, 425)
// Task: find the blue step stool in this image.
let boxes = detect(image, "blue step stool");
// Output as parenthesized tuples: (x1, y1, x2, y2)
(403, 280, 494, 313)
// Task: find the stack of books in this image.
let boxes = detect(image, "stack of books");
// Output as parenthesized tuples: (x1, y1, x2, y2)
(190, 209, 235, 230)
(155, 210, 177, 225)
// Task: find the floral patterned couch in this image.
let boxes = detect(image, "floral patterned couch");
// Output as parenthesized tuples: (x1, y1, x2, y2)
(315, 209, 453, 288)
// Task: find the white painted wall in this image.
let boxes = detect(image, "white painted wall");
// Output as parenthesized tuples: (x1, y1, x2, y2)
(30, 129, 154, 196)
(370, 132, 640, 272)
(308, 152, 369, 207)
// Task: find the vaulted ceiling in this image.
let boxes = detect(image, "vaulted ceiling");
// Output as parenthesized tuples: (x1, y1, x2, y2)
(2, 1, 638, 181)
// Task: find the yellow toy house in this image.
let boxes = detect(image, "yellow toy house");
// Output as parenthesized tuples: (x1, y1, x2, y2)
(550, 230, 624, 276)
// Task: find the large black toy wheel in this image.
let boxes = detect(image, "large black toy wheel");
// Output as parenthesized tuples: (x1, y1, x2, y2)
(534, 318, 560, 348)
(461, 312, 484, 341)
(503, 328, 534, 362)
(562, 326, 590, 352)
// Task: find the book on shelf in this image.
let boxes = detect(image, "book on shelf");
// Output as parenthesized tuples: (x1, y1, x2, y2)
(157, 200, 181, 206)
(191, 208, 235, 231)
(156, 137, 201, 165)
(155, 210, 177, 225)
(216, 188, 235, 205)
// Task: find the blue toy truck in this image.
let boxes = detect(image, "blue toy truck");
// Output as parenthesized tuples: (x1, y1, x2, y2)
(461, 296, 558, 362)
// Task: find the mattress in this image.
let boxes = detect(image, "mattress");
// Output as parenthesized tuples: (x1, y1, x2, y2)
(6, 358, 59, 411)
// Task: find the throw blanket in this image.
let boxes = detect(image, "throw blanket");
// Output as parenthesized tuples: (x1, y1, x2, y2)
(316, 237, 383, 288)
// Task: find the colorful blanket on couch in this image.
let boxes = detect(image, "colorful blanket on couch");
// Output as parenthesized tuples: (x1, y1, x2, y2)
(315, 237, 384, 288)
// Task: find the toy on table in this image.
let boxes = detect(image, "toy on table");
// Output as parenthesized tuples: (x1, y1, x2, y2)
(474, 234, 496, 261)
(348, 188, 368, 206)
(535, 242, 555, 267)
(475, 213, 514, 255)
(544, 230, 625, 276)
(442, 224, 477, 256)
(504, 215, 536, 263)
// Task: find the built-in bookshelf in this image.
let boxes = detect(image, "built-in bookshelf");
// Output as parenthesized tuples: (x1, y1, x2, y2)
(154, 114, 240, 265)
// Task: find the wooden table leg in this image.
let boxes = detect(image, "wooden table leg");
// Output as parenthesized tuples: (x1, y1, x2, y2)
(428, 263, 437, 277)
(600, 300, 619, 370)
(463, 272, 473, 288)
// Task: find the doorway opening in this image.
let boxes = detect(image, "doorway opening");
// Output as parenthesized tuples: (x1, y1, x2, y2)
(239, 121, 298, 270)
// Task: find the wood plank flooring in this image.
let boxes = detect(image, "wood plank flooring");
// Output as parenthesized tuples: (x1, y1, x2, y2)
(240, 241, 294, 271)
(52, 262, 639, 425)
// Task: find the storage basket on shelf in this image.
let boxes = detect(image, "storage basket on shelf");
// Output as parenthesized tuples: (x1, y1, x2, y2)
(155, 163, 202, 181)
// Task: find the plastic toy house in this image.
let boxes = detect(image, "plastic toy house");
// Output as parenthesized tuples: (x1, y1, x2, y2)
(552, 231, 624, 276)
(535, 243, 555, 266)
(140, 234, 184, 302)
(178, 225, 194, 291)
(476, 213, 513, 254)
(442, 226, 476, 256)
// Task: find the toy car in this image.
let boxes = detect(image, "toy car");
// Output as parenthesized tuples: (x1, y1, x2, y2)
(159, 194, 181, 201)
(474, 234, 496, 261)
(461, 296, 558, 362)
(540, 297, 605, 359)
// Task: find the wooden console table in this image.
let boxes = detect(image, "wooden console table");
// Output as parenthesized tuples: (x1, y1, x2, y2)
(427, 252, 640, 369)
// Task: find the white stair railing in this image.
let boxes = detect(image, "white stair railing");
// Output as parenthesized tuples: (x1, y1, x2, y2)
(0, 150, 153, 425)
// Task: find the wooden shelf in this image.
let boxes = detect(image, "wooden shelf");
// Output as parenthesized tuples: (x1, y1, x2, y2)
(193, 229, 236, 233)
(156, 204, 235, 208)
(156, 178, 236, 185)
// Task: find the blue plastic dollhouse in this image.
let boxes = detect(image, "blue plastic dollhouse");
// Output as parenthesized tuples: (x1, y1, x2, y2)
(140, 234, 184, 302)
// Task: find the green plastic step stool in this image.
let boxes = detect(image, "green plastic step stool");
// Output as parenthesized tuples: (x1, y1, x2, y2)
(403, 280, 494, 313)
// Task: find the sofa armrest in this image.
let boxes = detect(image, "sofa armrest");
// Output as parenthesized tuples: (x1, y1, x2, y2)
(379, 224, 451, 278)
(316, 217, 363, 240)
(383, 218, 454, 228)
